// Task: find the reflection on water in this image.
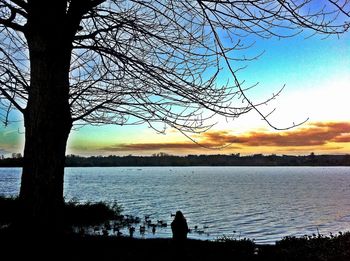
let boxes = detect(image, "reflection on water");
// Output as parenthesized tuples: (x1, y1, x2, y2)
(1, 166, 350, 244)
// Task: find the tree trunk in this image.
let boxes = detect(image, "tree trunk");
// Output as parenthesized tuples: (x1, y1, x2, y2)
(19, 3, 73, 233)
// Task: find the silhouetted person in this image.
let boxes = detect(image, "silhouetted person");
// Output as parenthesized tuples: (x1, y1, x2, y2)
(171, 211, 188, 241)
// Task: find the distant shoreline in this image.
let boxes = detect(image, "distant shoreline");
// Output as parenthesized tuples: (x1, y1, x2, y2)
(1, 153, 350, 167)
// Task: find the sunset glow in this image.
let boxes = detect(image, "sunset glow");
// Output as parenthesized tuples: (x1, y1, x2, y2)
(1, 31, 349, 157)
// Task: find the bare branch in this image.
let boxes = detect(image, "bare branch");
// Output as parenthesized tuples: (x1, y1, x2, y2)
(9, 0, 28, 10)
(0, 0, 349, 138)
(0, 85, 25, 113)
(0, 17, 24, 31)
(0, 0, 27, 31)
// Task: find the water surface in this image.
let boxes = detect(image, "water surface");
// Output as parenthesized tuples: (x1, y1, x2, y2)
(1, 166, 350, 244)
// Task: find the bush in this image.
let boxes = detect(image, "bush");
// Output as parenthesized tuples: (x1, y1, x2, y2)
(215, 235, 256, 257)
(64, 199, 123, 225)
(275, 232, 350, 261)
(0, 196, 123, 227)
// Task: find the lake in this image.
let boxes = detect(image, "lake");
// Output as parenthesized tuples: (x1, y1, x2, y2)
(1, 166, 350, 244)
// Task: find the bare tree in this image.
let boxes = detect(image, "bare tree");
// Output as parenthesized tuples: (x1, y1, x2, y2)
(0, 0, 349, 232)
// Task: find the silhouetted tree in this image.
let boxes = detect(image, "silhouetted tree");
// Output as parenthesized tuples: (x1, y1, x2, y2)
(0, 0, 349, 232)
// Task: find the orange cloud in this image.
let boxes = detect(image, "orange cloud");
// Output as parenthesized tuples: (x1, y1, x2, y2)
(101, 142, 241, 152)
(202, 122, 350, 147)
(100, 122, 350, 152)
(276, 146, 345, 152)
(332, 134, 350, 143)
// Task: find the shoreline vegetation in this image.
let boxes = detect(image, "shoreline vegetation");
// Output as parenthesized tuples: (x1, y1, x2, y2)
(1, 197, 350, 260)
(1, 153, 350, 167)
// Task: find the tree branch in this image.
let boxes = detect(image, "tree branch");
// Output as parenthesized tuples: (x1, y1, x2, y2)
(9, 0, 28, 10)
(0, 17, 25, 31)
(0, 85, 25, 113)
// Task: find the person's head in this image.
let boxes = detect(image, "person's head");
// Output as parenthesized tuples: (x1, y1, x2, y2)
(175, 211, 184, 220)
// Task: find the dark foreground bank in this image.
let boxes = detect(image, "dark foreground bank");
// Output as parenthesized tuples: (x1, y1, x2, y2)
(1, 197, 350, 260)
(1, 229, 350, 261)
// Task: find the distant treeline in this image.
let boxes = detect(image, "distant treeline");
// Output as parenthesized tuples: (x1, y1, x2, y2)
(1, 153, 350, 167)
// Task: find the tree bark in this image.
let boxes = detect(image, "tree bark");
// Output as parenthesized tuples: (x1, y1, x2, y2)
(18, 2, 73, 233)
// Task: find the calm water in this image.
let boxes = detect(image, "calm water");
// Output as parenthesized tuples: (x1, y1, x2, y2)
(1, 166, 350, 244)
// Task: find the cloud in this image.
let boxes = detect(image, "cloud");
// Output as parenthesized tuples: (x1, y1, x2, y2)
(100, 121, 350, 153)
(331, 134, 350, 143)
(202, 122, 350, 147)
(276, 146, 344, 152)
(101, 142, 241, 152)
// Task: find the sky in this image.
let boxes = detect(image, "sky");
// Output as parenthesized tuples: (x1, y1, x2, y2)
(0, 25, 349, 157)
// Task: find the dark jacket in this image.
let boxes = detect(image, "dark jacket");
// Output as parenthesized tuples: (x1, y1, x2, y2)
(171, 211, 188, 240)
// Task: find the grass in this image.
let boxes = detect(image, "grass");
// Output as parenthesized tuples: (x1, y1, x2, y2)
(1, 232, 349, 261)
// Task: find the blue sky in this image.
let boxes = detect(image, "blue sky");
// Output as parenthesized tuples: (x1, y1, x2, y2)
(0, 26, 349, 157)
